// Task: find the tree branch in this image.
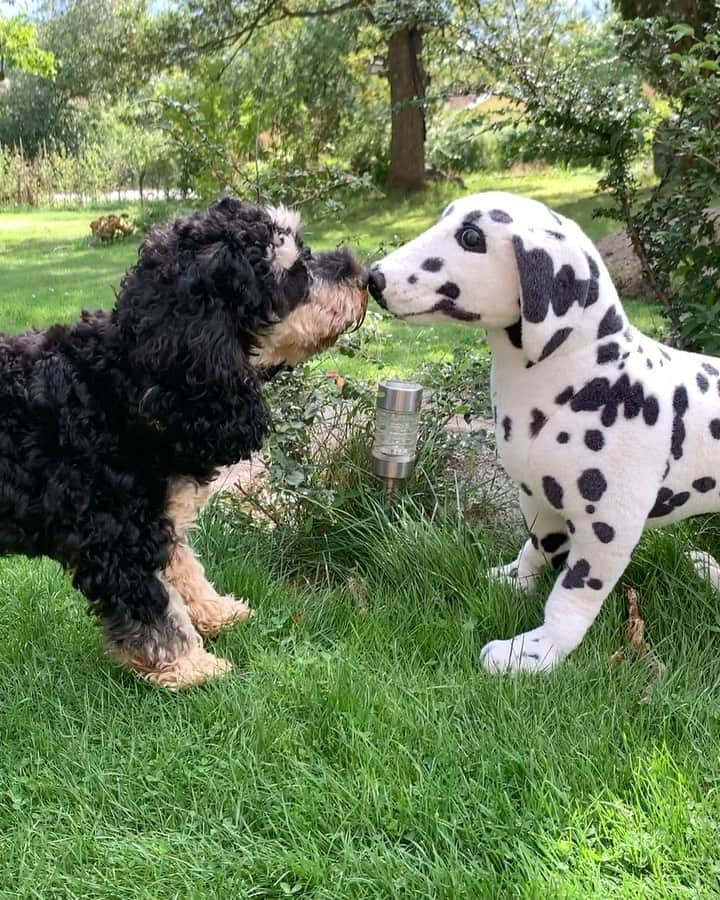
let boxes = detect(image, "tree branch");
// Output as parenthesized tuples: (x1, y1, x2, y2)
(198, 0, 368, 54)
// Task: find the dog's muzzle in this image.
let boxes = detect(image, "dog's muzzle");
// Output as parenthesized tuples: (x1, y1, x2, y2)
(367, 268, 386, 308)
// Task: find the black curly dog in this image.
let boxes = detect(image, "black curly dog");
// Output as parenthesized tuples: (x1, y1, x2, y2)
(0, 197, 368, 687)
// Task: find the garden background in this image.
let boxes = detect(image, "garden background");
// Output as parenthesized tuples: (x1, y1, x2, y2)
(0, 0, 719, 895)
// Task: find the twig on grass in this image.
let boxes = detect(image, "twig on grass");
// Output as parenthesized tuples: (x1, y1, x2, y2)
(609, 584, 666, 704)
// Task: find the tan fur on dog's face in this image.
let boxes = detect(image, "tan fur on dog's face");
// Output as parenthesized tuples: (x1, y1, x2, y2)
(252, 211, 368, 370)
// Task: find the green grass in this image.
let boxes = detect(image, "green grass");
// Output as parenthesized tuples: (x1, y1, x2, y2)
(1, 499, 720, 896)
(1, 170, 714, 897)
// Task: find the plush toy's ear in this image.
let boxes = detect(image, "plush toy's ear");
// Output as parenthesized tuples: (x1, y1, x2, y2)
(511, 229, 599, 366)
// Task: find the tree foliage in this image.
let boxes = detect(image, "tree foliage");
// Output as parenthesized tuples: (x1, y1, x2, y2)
(0, 14, 55, 83)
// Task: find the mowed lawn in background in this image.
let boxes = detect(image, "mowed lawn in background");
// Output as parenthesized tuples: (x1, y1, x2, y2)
(0, 168, 664, 380)
(1, 170, 719, 897)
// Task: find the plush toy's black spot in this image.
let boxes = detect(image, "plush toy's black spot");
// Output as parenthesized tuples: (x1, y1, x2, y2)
(562, 559, 590, 589)
(465, 209, 482, 223)
(489, 209, 513, 223)
(570, 374, 657, 429)
(592, 522, 615, 543)
(597, 342, 620, 364)
(566, 520, 576, 534)
(530, 533, 539, 549)
(662, 460, 670, 481)
(551, 551, 569, 570)
(646, 358, 653, 369)
(587, 578, 603, 591)
(502, 416, 512, 441)
(493, 405, 497, 424)
(671, 386, 689, 460)
(556, 386, 574, 405)
(670, 416, 686, 459)
(557, 431, 570, 444)
(513, 238, 590, 322)
(637, 345, 644, 354)
(431, 297, 481, 321)
(530, 408, 547, 437)
(543, 476, 564, 509)
(546, 230, 565, 240)
(642, 396, 659, 426)
(660, 348, 671, 361)
(578, 468, 607, 502)
(585, 255, 600, 307)
(539, 327, 573, 361)
(506, 319, 523, 349)
(549, 209, 563, 226)
(697, 373, 709, 393)
(584, 429, 604, 451)
(541, 532, 568, 553)
(597, 305, 624, 339)
(408, 274, 418, 284)
(693, 477, 716, 493)
(585, 504, 595, 514)
(521, 482, 533, 496)
(711, 419, 720, 440)
(436, 282, 460, 300)
(648, 486, 691, 518)
(619, 363, 625, 371)
(421, 257, 444, 272)
(623, 329, 633, 342)
(702, 362, 719, 376)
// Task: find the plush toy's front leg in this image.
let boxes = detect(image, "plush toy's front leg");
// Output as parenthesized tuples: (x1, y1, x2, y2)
(689, 550, 720, 591)
(488, 491, 570, 594)
(482, 515, 645, 674)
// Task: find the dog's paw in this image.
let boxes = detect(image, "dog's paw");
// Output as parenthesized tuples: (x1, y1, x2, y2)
(480, 627, 563, 674)
(190, 595, 255, 637)
(140, 645, 234, 690)
(689, 550, 720, 591)
(487, 562, 537, 594)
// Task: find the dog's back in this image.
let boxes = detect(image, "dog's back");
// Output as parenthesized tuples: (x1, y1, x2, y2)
(0, 314, 140, 561)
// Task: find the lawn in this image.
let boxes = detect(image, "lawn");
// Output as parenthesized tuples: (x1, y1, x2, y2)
(1, 170, 718, 898)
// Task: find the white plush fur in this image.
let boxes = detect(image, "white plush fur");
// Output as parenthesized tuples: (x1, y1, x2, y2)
(371, 190, 720, 673)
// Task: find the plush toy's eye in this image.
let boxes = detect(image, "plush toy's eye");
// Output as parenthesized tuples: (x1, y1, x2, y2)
(456, 226, 486, 253)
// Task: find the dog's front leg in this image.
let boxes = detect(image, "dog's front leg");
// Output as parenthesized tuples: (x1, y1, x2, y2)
(74, 551, 232, 690)
(481, 515, 646, 674)
(164, 477, 253, 636)
(165, 542, 253, 637)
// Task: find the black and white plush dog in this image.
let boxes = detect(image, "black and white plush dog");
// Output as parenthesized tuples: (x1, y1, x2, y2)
(368, 190, 720, 673)
(0, 197, 367, 688)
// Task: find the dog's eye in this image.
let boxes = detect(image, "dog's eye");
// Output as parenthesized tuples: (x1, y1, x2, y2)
(456, 226, 487, 254)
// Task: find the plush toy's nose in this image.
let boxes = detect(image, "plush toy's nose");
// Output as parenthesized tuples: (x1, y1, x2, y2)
(367, 268, 386, 307)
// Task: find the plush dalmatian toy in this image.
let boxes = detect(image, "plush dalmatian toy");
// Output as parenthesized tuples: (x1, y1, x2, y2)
(367, 190, 720, 674)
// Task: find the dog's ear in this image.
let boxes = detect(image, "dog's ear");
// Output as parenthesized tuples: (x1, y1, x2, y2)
(511, 228, 600, 367)
(132, 313, 270, 471)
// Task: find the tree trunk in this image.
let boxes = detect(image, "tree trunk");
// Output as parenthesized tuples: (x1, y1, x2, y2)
(387, 27, 426, 192)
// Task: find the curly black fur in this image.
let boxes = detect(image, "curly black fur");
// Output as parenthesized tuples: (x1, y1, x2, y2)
(0, 197, 351, 666)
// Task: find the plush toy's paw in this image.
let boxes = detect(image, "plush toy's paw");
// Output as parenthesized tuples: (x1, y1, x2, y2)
(480, 627, 564, 674)
(487, 562, 538, 595)
(689, 550, 720, 591)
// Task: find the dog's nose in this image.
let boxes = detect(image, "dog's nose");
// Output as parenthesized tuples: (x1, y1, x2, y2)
(367, 269, 386, 307)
